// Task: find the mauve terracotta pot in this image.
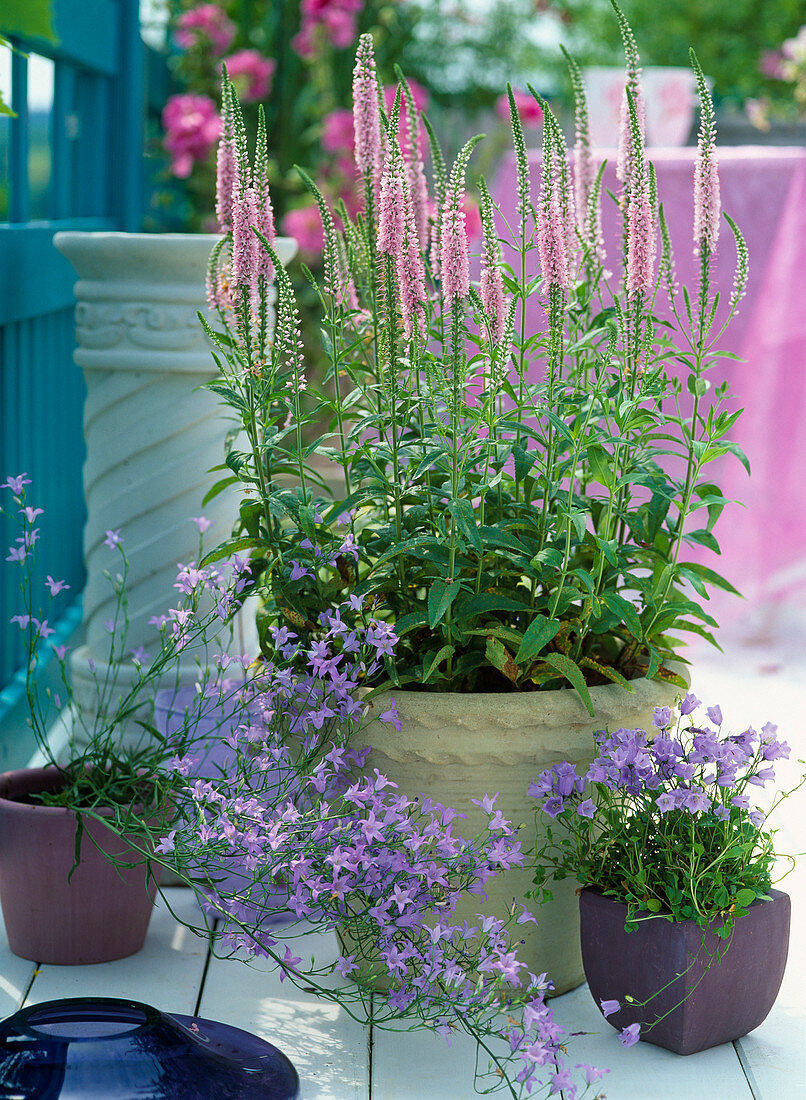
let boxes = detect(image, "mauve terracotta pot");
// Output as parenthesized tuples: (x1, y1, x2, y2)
(0, 766, 160, 965)
(579, 886, 791, 1054)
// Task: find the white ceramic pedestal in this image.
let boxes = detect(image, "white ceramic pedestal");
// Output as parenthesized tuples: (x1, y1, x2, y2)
(53, 232, 297, 733)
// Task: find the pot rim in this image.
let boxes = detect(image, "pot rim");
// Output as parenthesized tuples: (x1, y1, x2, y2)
(579, 883, 788, 921)
(0, 765, 157, 820)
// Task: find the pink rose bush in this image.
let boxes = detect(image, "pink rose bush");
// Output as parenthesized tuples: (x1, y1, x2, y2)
(162, 93, 222, 178)
(292, 0, 364, 58)
(174, 3, 236, 54)
(224, 49, 276, 103)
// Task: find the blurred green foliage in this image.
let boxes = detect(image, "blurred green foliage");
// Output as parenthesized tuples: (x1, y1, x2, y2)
(555, 0, 805, 106)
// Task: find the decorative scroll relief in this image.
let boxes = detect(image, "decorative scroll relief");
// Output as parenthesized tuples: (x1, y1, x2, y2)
(75, 302, 211, 352)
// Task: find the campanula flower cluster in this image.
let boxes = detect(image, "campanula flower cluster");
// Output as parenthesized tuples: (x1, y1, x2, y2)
(529, 697, 800, 935)
(159, 631, 607, 1097)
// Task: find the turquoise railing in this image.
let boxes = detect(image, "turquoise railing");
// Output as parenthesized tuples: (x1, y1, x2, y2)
(0, 0, 144, 764)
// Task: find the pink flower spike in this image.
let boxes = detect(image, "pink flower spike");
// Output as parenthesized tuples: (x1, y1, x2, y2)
(6, 546, 26, 563)
(10, 615, 30, 629)
(693, 69, 720, 257)
(21, 507, 43, 523)
(45, 576, 70, 596)
(537, 191, 571, 292)
(440, 185, 470, 302)
(231, 184, 261, 306)
(377, 152, 406, 256)
(52, 644, 69, 660)
(625, 171, 655, 299)
(191, 515, 212, 533)
(352, 34, 383, 186)
(103, 529, 122, 549)
(215, 84, 237, 233)
(617, 79, 645, 188)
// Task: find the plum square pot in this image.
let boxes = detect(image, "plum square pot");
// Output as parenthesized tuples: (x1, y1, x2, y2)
(579, 886, 791, 1054)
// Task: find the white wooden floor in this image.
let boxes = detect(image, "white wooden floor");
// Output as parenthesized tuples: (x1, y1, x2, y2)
(3, 609, 805, 1099)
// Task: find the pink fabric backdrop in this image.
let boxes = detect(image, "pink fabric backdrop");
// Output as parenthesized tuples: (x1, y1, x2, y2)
(493, 146, 806, 618)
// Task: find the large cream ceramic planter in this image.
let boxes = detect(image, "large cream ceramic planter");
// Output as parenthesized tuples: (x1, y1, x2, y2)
(52, 232, 297, 732)
(355, 674, 684, 995)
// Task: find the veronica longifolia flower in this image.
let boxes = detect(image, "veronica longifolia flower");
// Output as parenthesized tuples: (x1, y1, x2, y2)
(624, 93, 655, 300)
(378, 133, 426, 339)
(440, 184, 470, 303)
(692, 51, 720, 257)
(478, 179, 506, 345)
(231, 184, 261, 307)
(536, 112, 573, 292)
(352, 34, 383, 188)
(215, 70, 237, 233)
(400, 78, 429, 249)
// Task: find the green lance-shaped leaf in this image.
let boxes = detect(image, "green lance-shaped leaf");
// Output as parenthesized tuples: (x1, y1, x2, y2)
(601, 592, 643, 642)
(447, 498, 482, 551)
(422, 645, 455, 684)
(515, 615, 562, 665)
(541, 652, 595, 717)
(428, 579, 463, 629)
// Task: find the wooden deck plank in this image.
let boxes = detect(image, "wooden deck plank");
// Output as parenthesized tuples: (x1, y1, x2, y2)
(371, 1017, 518, 1100)
(550, 984, 755, 1100)
(197, 925, 370, 1100)
(0, 914, 38, 1018)
(22, 887, 209, 1015)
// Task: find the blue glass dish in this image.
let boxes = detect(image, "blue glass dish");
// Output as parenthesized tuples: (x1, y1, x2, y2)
(0, 997, 300, 1099)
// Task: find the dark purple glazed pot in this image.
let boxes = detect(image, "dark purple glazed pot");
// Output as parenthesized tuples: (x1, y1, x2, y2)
(0, 766, 160, 965)
(580, 886, 790, 1055)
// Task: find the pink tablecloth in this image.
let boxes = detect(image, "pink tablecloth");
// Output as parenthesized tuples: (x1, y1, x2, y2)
(494, 146, 806, 617)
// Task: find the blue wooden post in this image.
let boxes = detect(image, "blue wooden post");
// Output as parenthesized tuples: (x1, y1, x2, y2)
(0, 0, 147, 763)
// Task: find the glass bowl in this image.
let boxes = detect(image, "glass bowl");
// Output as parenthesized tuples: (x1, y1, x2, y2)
(0, 997, 300, 1098)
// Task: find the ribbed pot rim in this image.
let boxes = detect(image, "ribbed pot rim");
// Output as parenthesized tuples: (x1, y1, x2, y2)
(53, 231, 298, 282)
(363, 663, 688, 722)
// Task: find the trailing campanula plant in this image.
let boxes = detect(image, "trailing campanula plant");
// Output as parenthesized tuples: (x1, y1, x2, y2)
(150, 618, 609, 1098)
(198, 2, 749, 713)
(0, 473, 249, 835)
(528, 696, 803, 933)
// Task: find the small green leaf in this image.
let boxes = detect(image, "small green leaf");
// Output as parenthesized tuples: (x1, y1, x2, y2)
(601, 593, 643, 641)
(448, 498, 482, 551)
(428, 579, 462, 629)
(734, 888, 756, 908)
(200, 536, 265, 566)
(542, 653, 595, 716)
(422, 645, 454, 683)
(515, 615, 561, 664)
(586, 444, 614, 488)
